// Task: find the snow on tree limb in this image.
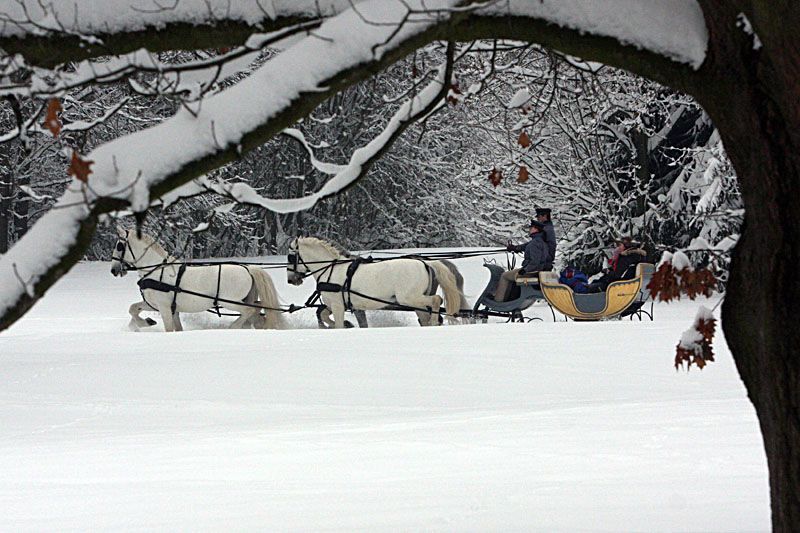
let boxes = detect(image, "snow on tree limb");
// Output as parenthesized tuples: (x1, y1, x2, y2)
(477, 1, 707, 69)
(1, 1, 707, 70)
(0, 1, 347, 67)
(0, 21, 321, 100)
(280, 129, 346, 175)
(204, 50, 453, 213)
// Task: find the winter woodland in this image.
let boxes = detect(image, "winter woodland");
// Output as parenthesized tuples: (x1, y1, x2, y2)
(0, 18, 739, 277)
(3, 1, 800, 530)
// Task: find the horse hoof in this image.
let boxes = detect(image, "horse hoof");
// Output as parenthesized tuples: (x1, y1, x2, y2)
(344, 320, 355, 328)
(145, 318, 157, 326)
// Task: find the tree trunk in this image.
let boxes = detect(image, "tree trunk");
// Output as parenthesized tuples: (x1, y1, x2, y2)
(0, 174, 10, 254)
(696, 4, 800, 529)
(717, 109, 800, 532)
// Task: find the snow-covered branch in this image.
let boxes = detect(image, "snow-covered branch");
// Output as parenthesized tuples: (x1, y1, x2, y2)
(196, 46, 454, 213)
(0, 0, 346, 67)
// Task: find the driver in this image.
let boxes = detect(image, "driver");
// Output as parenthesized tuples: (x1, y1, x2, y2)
(494, 219, 548, 302)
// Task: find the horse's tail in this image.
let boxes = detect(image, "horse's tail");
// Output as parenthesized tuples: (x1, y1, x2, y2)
(249, 267, 287, 330)
(438, 258, 470, 311)
(427, 260, 465, 320)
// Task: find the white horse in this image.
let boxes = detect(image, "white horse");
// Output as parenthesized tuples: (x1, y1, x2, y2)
(287, 237, 465, 328)
(110, 228, 285, 332)
(314, 257, 469, 328)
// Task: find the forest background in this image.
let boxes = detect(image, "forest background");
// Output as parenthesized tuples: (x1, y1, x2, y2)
(0, 41, 740, 278)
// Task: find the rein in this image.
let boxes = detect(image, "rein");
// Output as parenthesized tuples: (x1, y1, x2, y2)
(115, 239, 503, 320)
(118, 248, 507, 272)
(293, 249, 469, 318)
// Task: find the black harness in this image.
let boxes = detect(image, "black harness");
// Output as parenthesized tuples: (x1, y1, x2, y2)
(315, 256, 375, 311)
(137, 262, 188, 315)
(292, 249, 438, 314)
(116, 236, 256, 316)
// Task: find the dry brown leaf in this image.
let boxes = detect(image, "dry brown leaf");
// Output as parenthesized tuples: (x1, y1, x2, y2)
(488, 167, 502, 187)
(648, 263, 681, 302)
(67, 151, 94, 183)
(43, 98, 62, 137)
(518, 130, 532, 149)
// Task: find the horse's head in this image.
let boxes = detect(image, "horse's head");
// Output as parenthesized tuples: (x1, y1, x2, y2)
(110, 227, 165, 276)
(286, 237, 308, 286)
(110, 227, 135, 277)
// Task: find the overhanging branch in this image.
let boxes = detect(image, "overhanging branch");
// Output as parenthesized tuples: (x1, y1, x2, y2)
(0, 16, 322, 69)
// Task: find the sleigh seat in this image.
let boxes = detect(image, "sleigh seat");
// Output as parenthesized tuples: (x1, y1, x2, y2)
(538, 263, 655, 321)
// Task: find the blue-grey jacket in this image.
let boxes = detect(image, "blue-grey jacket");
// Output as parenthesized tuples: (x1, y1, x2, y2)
(511, 233, 548, 274)
(542, 221, 557, 269)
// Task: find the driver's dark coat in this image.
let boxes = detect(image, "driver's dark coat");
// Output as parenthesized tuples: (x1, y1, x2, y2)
(509, 232, 548, 274)
(542, 220, 557, 269)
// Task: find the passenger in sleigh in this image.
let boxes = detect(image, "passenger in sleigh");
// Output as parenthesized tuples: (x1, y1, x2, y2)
(494, 219, 549, 302)
(587, 236, 647, 293)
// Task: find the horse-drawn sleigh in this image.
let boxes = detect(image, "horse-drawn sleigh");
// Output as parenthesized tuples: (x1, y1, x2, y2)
(471, 260, 655, 322)
(110, 229, 654, 330)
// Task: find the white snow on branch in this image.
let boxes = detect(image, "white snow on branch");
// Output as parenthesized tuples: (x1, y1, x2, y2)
(17, 185, 51, 201)
(207, 64, 449, 213)
(479, 0, 708, 69)
(678, 305, 715, 354)
(506, 88, 531, 108)
(3, 0, 708, 70)
(281, 129, 346, 175)
(736, 13, 762, 51)
(0, 0, 348, 38)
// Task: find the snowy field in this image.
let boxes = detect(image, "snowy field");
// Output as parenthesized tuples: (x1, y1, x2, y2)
(0, 252, 769, 531)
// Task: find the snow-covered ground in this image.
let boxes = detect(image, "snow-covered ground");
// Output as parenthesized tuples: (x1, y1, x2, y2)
(0, 252, 769, 531)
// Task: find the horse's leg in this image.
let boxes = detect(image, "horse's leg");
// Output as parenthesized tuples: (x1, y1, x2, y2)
(329, 299, 347, 329)
(397, 293, 442, 327)
(252, 311, 267, 329)
(159, 306, 176, 332)
(128, 300, 156, 330)
(317, 304, 338, 328)
(173, 312, 184, 332)
(353, 309, 369, 328)
(230, 308, 256, 329)
(239, 282, 266, 329)
(316, 306, 332, 329)
(428, 295, 443, 326)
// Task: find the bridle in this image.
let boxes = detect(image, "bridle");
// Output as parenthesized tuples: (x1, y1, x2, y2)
(113, 237, 139, 272)
(287, 249, 314, 281)
(287, 245, 345, 282)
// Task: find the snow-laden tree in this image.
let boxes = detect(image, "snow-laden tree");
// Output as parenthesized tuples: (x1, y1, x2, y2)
(459, 45, 738, 276)
(1, 2, 799, 528)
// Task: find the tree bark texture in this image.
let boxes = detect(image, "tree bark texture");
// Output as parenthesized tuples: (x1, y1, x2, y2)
(692, 2, 800, 529)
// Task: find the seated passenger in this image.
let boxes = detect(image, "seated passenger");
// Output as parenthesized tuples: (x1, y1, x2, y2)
(494, 219, 548, 302)
(588, 236, 647, 292)
(559, 267, 590, 293)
